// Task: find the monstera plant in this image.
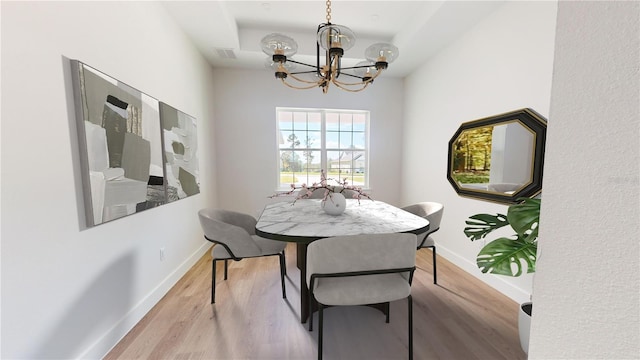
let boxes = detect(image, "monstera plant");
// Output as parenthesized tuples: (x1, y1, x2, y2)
(464, 197, 541, 354)
(464, 197, 540, 276)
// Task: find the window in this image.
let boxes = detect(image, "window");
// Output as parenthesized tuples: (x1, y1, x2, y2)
(277, 108, 369, 190)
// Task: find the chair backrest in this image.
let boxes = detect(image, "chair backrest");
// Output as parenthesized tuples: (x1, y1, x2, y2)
(306, 233, 417, 286)
(299, 187, 359, 199)
(339, 188, 360, 199)
(198, 208, 261, 258)
(299, 188, 326, 199)
(402, 202, 444, 234)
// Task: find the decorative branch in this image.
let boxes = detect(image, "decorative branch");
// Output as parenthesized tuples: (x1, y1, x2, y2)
(270, 169, 372, 204)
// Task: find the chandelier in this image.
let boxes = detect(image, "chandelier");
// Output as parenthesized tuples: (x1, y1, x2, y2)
(260, 0, 399, 94)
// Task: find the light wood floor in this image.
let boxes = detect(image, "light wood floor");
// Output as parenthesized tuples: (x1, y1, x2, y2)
(105, 243, 526, 359)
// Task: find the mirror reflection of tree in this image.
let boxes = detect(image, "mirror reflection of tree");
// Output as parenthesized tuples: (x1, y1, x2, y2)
(453, 126, 493, 184)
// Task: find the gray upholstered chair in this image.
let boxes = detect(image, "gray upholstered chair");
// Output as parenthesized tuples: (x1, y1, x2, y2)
(306, 233, 417, 360)
(198, 208, 287, 304)
(401, 202, 444, 284)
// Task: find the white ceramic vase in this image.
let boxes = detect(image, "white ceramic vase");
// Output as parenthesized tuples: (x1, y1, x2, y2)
(519, 302, 532, 354)
(321, 192, 346, 215)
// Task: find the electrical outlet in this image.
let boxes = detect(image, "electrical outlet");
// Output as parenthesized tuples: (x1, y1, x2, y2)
(160, 247, 166, 261)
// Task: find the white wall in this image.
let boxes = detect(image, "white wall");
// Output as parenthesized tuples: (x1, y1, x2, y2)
(211, 68, 405, 217)
(530, 1, 640, 358)
(402, 1, 558, 303)
(1, 2, 216, 358)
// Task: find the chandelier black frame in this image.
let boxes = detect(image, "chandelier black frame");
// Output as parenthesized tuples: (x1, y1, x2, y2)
(260, 0, 399, 93)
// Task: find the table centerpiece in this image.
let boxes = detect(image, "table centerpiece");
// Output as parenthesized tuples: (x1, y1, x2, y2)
(270, 170, 371, 215)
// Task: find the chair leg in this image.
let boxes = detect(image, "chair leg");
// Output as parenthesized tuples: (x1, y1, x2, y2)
(223, 259, 229, 280)
(385, 302, 390, 323)
(430, 246, 437, 284)
(408, 295, 413, 360)
(318, 304, 324, 360)
(211, 259, 217, 304)
(279, 252, 287, 299)
(308, 294, 314, 331)
(283, 249, 287, 275)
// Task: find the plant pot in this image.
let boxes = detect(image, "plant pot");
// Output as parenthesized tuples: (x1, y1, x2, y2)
(321, 192, 346, 215)
(518, 302, 532, 354)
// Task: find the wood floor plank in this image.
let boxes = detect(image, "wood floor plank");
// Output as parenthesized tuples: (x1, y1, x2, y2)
(105, 243, 526, 360)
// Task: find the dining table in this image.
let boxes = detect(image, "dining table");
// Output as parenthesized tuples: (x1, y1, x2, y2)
(255, 198, 430, 323)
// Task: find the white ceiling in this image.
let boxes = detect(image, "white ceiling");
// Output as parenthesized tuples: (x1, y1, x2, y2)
(162, 1, 505, 78)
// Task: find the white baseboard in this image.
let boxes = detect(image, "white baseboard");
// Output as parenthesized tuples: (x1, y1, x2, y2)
(79, 241, 211, 359)
(437, 244, 532, 304)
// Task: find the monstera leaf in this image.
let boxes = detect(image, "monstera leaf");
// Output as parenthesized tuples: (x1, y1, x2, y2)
(464, 213, 510, 241)
(507, 198, 540, 243)
(465, 197, 541, 277)
(476, 237, 537, 276)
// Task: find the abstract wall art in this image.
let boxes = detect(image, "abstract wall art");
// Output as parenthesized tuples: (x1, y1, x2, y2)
(159, 102, 200, 202)
(70, 60, 199, 227)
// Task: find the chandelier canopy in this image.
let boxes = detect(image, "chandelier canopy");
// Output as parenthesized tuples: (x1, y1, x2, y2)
(260, 0, 399, 94)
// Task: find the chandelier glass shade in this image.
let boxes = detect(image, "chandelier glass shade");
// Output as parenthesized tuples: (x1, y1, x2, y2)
(260, 0, 399, 94)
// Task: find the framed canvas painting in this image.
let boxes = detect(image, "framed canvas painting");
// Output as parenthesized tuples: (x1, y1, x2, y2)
(70, 60, 167, 226)
(159, 102, 200, 201)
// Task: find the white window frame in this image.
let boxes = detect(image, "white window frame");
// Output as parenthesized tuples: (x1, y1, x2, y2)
(276, 107, 370, 191)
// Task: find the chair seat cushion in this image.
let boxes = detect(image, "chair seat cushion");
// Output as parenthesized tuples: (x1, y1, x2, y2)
(212, 235, 285, 259)
(211, 245, 233, 260)
(418, 235, 435, 248)
(313, 273, 411, 306)
(253, 235, 287, 255)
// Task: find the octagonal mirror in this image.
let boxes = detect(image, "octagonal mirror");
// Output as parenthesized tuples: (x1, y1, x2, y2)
(447, 108, 547, 204)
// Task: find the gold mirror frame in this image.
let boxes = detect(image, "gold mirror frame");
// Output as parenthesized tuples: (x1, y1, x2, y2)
(447, 108, 547, 204)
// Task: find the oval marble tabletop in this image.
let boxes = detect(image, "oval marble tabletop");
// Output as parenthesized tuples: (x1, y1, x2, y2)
(255, 199, 430, 242)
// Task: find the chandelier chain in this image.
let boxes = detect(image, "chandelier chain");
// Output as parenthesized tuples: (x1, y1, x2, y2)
(326, 0, 331, 23)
